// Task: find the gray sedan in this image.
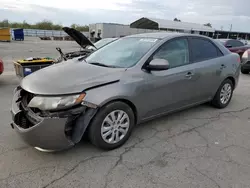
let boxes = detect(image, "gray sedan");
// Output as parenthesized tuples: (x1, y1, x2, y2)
(10, 33, 240, 152)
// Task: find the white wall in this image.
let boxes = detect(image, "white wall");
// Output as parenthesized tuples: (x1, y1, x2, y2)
(91, 23, 173, 38)
(89, 23, 104, 38)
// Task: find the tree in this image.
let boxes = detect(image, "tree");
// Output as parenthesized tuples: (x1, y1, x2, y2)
(0, 19, 9, 27)
(174, 18, 181, 22)
(70, 24, 89, 31)
(22, 20, 30, 29)
(0, 19, 88, 31)
(71, 24, 77, 29)
(204, 23, 212, 28)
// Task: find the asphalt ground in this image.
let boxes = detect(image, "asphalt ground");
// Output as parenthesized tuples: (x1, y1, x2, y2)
(1, 38, 250, 188)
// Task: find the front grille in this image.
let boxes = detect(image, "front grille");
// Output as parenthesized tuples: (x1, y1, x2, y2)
(20, 89, 41, 114)
(17, 89, 42, 127)
(20, 89, 35, 105)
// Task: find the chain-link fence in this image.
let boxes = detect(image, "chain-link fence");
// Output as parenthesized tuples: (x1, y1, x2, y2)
(10, 28, 89, 38)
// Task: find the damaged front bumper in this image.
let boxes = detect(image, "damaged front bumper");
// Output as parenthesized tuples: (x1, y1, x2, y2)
(10, 87, 97, 152)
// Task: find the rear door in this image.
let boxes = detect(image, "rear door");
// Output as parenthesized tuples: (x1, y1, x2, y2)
(188, 36, 225, 100)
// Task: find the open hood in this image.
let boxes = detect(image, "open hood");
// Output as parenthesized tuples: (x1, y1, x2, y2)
(62, 27, 96, 49)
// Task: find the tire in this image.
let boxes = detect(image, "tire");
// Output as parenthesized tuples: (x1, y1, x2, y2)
(241, 68, 249, 74)
(88, 101, 135, 150)
(211, 79, 234, 109)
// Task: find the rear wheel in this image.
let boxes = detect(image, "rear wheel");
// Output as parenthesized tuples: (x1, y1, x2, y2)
(88, 101, 135, 150)
(211, 79, 233, 109)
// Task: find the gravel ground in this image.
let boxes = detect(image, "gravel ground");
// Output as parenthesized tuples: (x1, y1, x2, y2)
(1, 38, 250, 188)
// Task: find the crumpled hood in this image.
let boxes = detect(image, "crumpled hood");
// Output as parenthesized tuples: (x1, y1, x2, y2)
(63, 27, 96, 49)
(20, 59, 125, 95)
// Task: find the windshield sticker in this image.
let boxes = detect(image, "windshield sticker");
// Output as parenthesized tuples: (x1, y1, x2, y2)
(140, 38, 158, 43)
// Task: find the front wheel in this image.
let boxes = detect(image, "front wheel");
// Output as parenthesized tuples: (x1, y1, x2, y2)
(211, 79, 234, 109)
(88, 101, 135, 150)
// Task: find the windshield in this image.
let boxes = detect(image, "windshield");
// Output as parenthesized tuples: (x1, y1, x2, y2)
(85, 37, 159, 68)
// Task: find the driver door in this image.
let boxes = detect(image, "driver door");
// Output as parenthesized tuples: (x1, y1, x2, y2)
(141, 37, 198, 120)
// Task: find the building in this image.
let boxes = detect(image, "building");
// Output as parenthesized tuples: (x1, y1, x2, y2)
(88, 23, 163, 40)
(89, 17, 250, 40)
(214, 30, 250, 40)
(130, 17, 215, 36)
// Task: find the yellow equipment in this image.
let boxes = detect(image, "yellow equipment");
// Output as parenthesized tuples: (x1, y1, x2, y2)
(0, 28, 11, 42)
(13, 57, 55, 78)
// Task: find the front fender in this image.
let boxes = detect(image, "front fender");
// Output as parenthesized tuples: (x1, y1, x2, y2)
(84, 81, 136, 107)
(83, 80, 145, 121)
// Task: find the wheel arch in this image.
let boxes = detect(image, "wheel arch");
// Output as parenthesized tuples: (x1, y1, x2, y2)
(100, 98, 138, 125)
(225, 76, 236, 90)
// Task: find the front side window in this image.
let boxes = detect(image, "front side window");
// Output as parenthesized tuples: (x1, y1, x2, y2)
(190, 38, 220, 62)
(152, 38, 189, 68)
(85, 37, 159, 68)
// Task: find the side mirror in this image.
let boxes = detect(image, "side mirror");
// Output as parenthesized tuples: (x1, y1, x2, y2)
(146, 58, 170, 71)
(226, 44, 232, 48)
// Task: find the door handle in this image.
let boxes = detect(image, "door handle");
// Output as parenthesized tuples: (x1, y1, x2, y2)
(220, 64, 226, 69)
(185, 72, 193, 78)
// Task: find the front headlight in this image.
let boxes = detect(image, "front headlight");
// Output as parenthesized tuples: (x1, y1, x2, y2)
(28, 93, 86, 111)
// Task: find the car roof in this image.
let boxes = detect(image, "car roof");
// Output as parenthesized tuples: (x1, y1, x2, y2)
(124, 32, 210, 40)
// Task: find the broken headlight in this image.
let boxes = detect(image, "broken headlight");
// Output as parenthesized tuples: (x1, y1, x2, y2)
(28, 93, 86, 111)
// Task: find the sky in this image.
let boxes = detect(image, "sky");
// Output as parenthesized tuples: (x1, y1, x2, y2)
(1, 0, 250, 32)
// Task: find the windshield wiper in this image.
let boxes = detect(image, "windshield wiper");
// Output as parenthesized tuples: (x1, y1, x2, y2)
(88, 62, 118, 68)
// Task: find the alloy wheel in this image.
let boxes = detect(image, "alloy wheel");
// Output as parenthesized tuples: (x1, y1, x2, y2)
(220, 83, 232, 104)
(101, 110, 130, 144)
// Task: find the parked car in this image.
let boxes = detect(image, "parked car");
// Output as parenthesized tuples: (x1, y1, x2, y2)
(237, 38, 248, 45)
(10, 33, 240, 152)
(241, 49, 250, 74)
(215, 38, 250, 58)
(55, 27, 117, 63)
(0, 58, 4, 75)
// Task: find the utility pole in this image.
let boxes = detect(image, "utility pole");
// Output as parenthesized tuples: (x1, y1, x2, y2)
(227, 24, 232, 39)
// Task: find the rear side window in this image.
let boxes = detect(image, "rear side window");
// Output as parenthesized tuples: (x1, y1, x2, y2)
(190, 38, 222, 62)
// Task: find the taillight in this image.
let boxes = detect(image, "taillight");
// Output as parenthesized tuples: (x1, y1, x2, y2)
(0, 59, 3, 73)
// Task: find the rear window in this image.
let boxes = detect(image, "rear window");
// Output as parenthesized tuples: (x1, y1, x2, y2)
(227, 40, 244, 47)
